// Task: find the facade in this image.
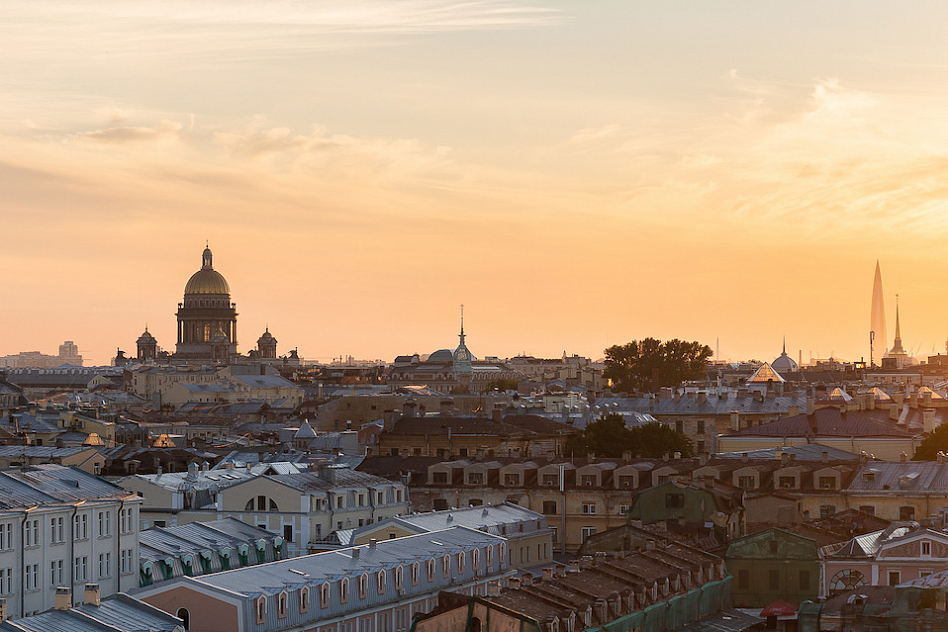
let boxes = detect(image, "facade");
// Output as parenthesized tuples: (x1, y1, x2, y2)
(134, 526, 515, 632)
(349, 502, 554, 570)
(0, 465, 142, 619)
(725, 527, 820, 607)
(842, 460, 948, 522)
(627, 480, 745, 541)
(823, 524, 948, 594)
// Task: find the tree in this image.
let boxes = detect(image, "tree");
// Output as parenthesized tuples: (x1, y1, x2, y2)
(486, 378, 519, 392)
(913, 423, 948, 460)
(603, 337, 712, 393)
(566, 414, 693, 458)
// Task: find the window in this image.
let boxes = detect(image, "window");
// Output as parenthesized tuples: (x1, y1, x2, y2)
(411, 562, 419, 585)
(24, 519, 38, 547)
(888, 571, 901, 586)
(618, 503, 630, 515)
(50, 517, 64, 544)
(618, 476, 635, 488)
(581, 475, 597, 487)
(277, 592, 288, 618)
(922, 541, 932, 556)
(469, 499, 483, 507)
(336, 496, 344, 509)
(696, 420, 705, 434)
(75, 514, 88, 540)
(737, 476, 755, 489)
(769, 540, 778, 554)
(359, 573, 368, 598)
(542, 501, 557, 515)
(427, 559, 435, 581)
(504, 474, 520, 486)
(768, 570, 779, 590)
(25, 564, 38, 591)
(820, 505, 835, 519)
(395, 565, 404, 589)
(377, 570, 386, 594)
(581, 502, 597, 515)
(49, 560, 63, 586)
(859, 505, 875, 516)
(0, 569, 10, 595)
(486, 545, 494, 567)
(457, 552, 465, 573)
(433, 499, 448, 511)
(74, 556, 88, 582)
(255, 596, 266, 624)
(542, 474, 558, 486)
(97, 511, 111, 537)
(665, 493, 684, 509)
(675, 420, 683, 433)
(800, 570, 810, 591)
(467, 473, 484, 485)
(581, 527, 596, 543)
(819, 476, 836, 489)
(120, 549, 134, 575)
(900, 506, 915, 521)
(340, 578, 349, 603)
(0, 524, 11, 550)
(377, 492, 384, 504)
(778, 476, 795, 488)
(443, 555, 451, 578)
(120, 508, 134, 533)
(738, 569, 749, 589)
(98, 552, 111, 577)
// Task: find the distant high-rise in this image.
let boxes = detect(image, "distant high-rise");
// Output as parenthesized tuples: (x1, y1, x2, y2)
(870, 261, 887, 360)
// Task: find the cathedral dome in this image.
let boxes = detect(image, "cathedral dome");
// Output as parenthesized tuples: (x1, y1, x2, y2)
(428, 349, 455, 363)
(184, 247, 231, 295)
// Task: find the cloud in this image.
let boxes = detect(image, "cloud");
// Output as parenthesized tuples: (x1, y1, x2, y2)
(74, 120, 182, 144)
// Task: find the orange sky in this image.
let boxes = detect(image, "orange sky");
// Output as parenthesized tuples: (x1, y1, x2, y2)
(4, 1, 948, 366)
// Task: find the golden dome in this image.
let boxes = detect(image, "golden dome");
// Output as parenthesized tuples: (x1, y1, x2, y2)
(184, 247, 231, 295)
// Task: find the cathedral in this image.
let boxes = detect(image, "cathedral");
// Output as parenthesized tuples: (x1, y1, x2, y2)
(118, 246, 295, 366)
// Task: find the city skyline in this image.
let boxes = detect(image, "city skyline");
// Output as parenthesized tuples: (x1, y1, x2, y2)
(6, 2, 948, 365)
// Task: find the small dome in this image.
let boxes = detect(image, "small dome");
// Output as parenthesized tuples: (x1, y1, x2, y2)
(428, 349, 455, 363)
(258, 329, 276, 343)
(137, 328, 157, 344)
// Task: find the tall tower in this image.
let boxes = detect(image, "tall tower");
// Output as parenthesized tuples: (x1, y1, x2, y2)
(453, 304, 473, 374)
(890, 295, 907, 358)
(870, 261, 887, 358)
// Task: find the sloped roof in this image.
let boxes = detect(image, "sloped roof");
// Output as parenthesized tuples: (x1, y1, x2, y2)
(746, 363, 785, 384)
(725, 408, 915, 438)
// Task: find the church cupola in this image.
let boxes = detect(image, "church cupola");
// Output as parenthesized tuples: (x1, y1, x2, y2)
(136, 326, 158, 362)
(257, 327, 278, 359)
(453, 305, 474, 374)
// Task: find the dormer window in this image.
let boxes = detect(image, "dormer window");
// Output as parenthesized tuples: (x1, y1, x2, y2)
(255, 596, 266, 624)
(339, 578, 349, 603)
(922, 541, 932, 556)
(376, 570, 386, 594)
(468, 473, 484, 485)
(864, 471, 875, 482)
(778, 476, 795, 489)
(819, 476, 837, 489)
(301, 586, 310, 613)
(737, 476, 755, 489)
(277, 591, 287, 618)
(443, 555, 451, 578)
(457, 552, 465, 573)
(411, 562, 419, 586)
(542, 474, 558, 486)
(427, 559, 436, 581)
(359, 573, 368, 599)
(581, 475, 597, 487)
(504, 474, 520, 486)
(486, 545, 494, 566)
(395, 565, 403, 590)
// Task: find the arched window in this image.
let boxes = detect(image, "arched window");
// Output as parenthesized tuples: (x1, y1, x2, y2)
(395, 565, 403, 590)
(300, 586, 310, 613)
(339, 577, 349, 603)
(377, 570, 386, 594)
(427, 558, 436, 581)
(411, 562, 419, 586)
(442, 554, 451, 578)
(359, 573, 368, 598)
(176, 608, 190, 631)
(203, 324, 211, 342)
(319, 583, 330, 609)
(457, 552, 465, 573)
(472, 547, 480, 570)
(277, 591, 288, 618)
(486, 544, 494, 566)
(255, 596, 266, 624)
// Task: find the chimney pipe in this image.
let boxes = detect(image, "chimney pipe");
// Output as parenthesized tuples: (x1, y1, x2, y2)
(84, 583, 100, 606)
(55, 587, 72, 610)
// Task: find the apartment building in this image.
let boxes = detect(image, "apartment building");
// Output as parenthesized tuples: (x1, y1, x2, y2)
(0, 465, 142, 619)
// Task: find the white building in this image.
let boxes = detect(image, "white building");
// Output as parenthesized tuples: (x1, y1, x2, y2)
(0, 465, 142, 619)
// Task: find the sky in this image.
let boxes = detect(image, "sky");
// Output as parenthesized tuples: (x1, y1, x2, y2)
(5, 1, 948, 366)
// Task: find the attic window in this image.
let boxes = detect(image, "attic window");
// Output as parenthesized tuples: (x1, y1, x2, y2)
(863, 471, 875, 482)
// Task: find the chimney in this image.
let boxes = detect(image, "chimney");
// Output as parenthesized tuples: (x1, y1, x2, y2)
(699, 452, 709, 466)
(187, 462, 199, 479)
(84, 583, 100, 606)
(806, 397, 815, 415)
(938, 452, 946, 464)
(568, 560, 581, 572)
(788, 405, 799, 417)
(622, 450, 633, 462)
(555, 565, 567, 578)
(352, 548, 361, 559)
(521, 573, 533, 587)
(900, 452, 908, 464)
(440, 399, 454, 416)
(780, 451, 790, 465)
(686, 391, 695, 399)
(542, 567, 554, 582)
(741, 452, 749, 463)
(55, 587, 72, 610)
(924, 409, 936, 434)
(0, 598, 6, 622)
(730, 412, 740, 432)
(890, 404, 901, 422)
(867, 393, 876, 411)
(382, 409, 396, 431)
(910, 391, 919, 409)
(579, 556, 594, 570)
(737, 388, 748, 399)
(697, 392, 707, 405)
(201, 461, 209, 472)
(924, 391, 933, 407)
(822, 450, 829, 463)
(508, 577, 522, 590)
(492, 403, 505, 423)
(403, 401, 417, 419)
(369, 539, 377, 549)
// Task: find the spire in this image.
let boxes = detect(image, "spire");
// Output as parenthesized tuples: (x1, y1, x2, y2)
(782, 336, 787, 356)
(891, 294, 905, 355)
(202, 245, 213, 270)
(458, 303, 466, 346)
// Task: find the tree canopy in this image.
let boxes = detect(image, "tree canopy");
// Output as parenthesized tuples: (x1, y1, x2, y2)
(913, 423, 948, 460)
(486, 378, 519, 392)
(603, 337, 713, 393)
(566, 414, 693, 459)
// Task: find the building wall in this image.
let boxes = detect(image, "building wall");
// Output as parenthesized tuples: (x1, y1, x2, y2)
(141, 584, 241, 632)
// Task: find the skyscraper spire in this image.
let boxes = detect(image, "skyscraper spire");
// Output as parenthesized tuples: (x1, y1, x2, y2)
(870, 260, 888, 357)
(459, 303, 465, 346)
